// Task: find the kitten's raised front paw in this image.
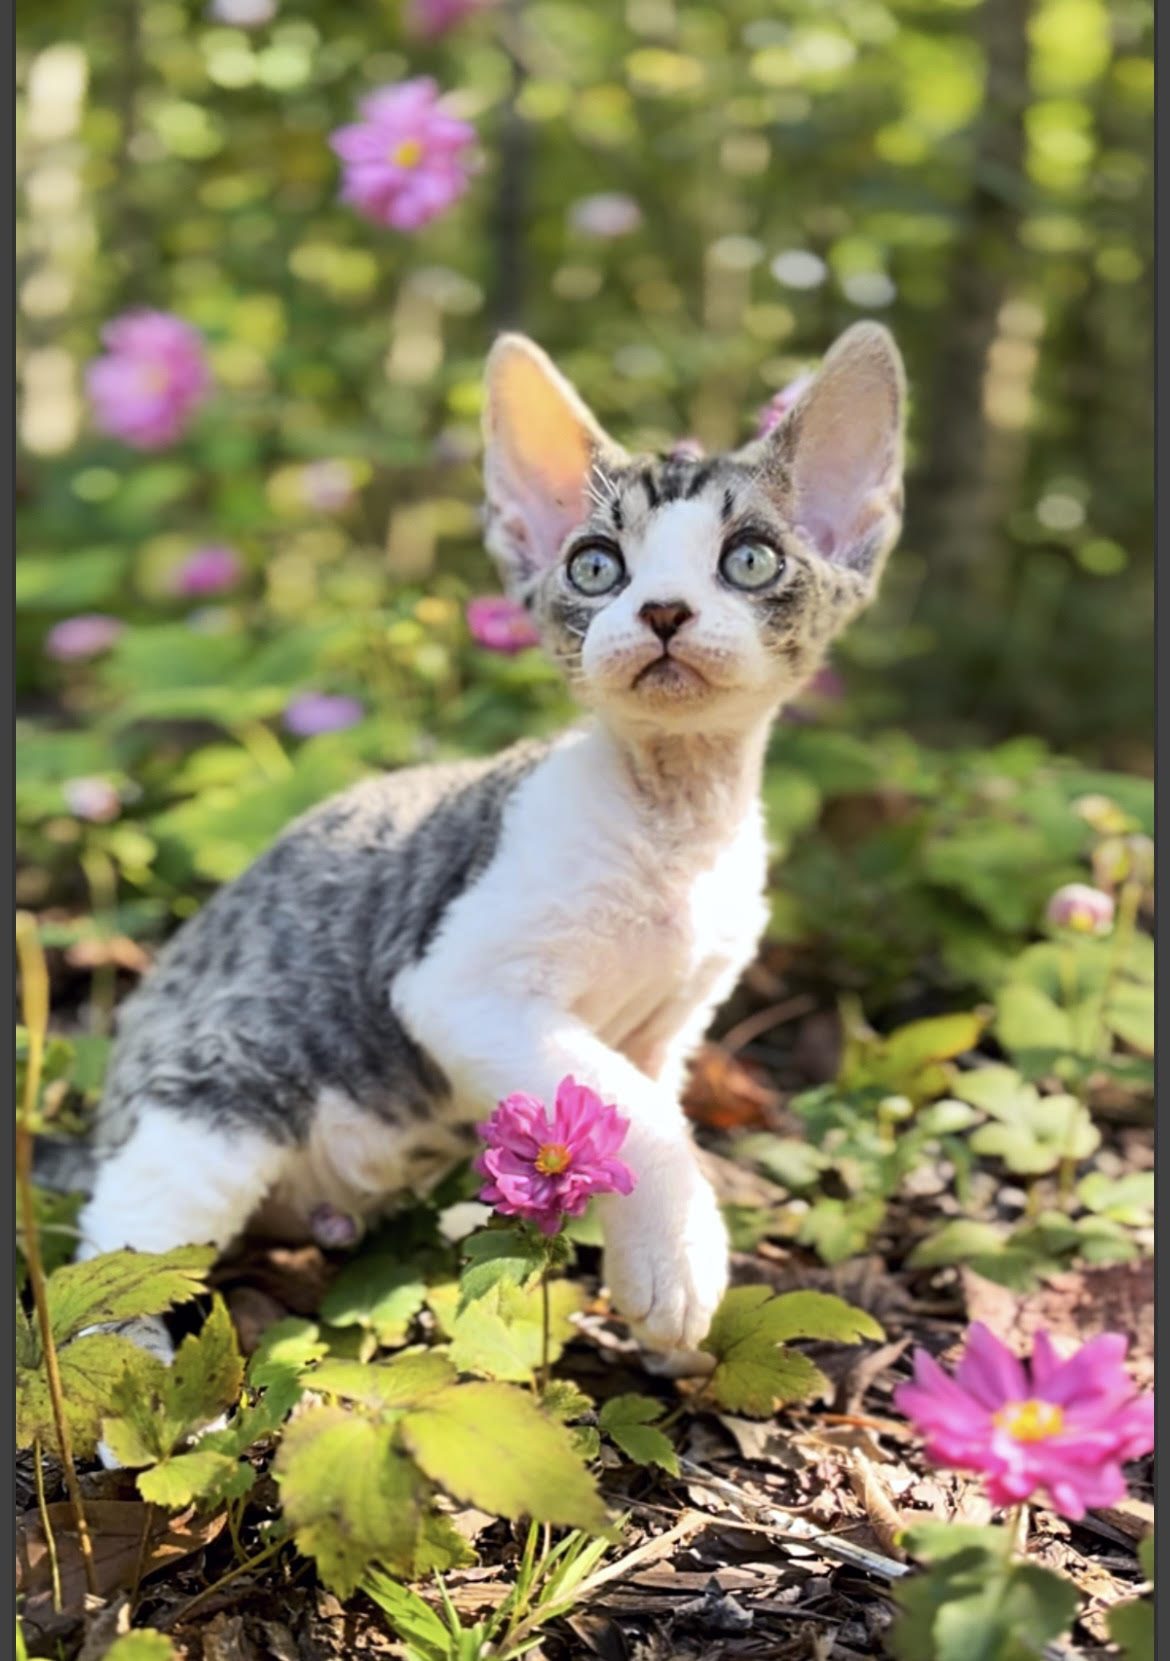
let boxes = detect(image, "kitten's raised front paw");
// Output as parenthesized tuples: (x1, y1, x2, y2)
(599, 1156, 729, 1354)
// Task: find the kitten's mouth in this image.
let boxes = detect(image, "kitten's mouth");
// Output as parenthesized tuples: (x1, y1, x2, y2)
(632, 653, 708, 694)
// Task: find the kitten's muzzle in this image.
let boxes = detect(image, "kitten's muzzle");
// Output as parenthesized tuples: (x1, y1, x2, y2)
(639, 599, 694, 642)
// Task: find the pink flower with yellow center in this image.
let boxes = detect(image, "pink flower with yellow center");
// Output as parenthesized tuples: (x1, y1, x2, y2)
(329, 78, 477, 233)
(895, 1322, 1153, 1519)
(86, 311, 212, 450)
(475, 1077, 637, 1236)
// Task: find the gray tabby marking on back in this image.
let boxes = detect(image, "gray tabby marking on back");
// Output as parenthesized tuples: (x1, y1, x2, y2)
(94, 737, 555, 1155)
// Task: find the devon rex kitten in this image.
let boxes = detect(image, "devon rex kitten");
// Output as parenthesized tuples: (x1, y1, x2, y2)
(72, 321, 905, 1368)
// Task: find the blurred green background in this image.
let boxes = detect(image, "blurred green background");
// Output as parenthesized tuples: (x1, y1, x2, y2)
(15, 0, 1154, 1012)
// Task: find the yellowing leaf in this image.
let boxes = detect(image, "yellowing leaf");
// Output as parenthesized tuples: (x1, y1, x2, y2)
(442, 1278, 585, 1383)
(400, 1382, 610, 1535)
(276, 1405, 424, 1595)
(309, 1351, 456, 1410)
(46, 1245, 215, 1347)
(101, 1298, 244, 1469)
(17, 1333, 157, 1459)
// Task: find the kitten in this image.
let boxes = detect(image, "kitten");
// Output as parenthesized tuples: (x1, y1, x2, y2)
(60, 321, 906, 1371)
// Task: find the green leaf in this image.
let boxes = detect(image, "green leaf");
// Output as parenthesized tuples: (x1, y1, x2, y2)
(137, 1443, 255, 1510)
(994, 984, 1077, 1062)
(102, 1636, 178, 1661)
(412, 1508, 478, 1577)
(599, 1394, 678, 1474)
(400, 1381, 611, 1535)
(319, 1256, 428, 1347)
(309, 1351, 457, 1410)
(362, 1571, 452, 1661)
(435, 1277, 585, 1384)
(276, 1405, 425, 1596)
(1104, 980, 1154, 1055)
(881, 1013, 984, 1076)
(1108, 1597, 1154, 1659)
(248, 1317, 327, 1418)
(45, 1245, 215, 1347)
(909, 1221, 1009, 1269)
(952, 1065, 1027, 1116)
(734, 1133, 828, 1191)
(17, 1333, 158, 1459)
(892, 1525, 1079, 1661)
(101, 1297, 244, 1470)
(797, 1194, 886, 1263)
(17, 548, 130, 608)
(701, 1286, 881, 1418)
(457, 1227, 546, 1314)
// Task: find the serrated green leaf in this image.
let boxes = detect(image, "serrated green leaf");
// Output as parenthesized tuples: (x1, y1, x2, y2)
(797, 1194, 886, 1263)
(1076, 1171, 1154, 1224)
(1108, 1597, 1153, 1659)
(310, 1351, 456, 1409)
(137, 1444, 255, 1510)
(994, 985, 1076, 1062)
(457, 1227, 546, 1314)
(952, 1065, 1027, 1116)
(400, 1382, 610, 1534)
(701, 1287, 880, 1419)
(543, 1379, 595, 1423)
(412, 1508, 478, 1576)
(276, 1405, 424, 1595)
(1104, 981, 1154, 1055)
(438, 1277, 584, 1383)
(17, 1333, 158, 1459)
(599, 1395, 679, 1474)
(101, 1297, 244, 1469)
(319, 1256, 427, 1347)
(46, 1245, 215, 1347)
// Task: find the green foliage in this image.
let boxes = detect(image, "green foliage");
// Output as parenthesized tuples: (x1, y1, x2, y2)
(891, 1523, 1080, 1661)
(430, 1277, 585, 1385)
(1107, 1533, 1154, 1659)
(16, 1244, 215, 1459)
(101, 1637, 178, 1661)
(598, 1394, 679, 1475)
(457, 1226, 547, 1315)
(701, 1286, 883, 1418)
(319, 1255, 429, 1353)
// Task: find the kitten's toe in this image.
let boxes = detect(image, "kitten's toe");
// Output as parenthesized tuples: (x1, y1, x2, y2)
(642, 1346, 716, 1379)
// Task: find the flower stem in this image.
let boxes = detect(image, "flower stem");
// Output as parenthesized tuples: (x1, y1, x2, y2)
(538, 1266, 551, 1399)
(1002, 1502, 1029, 1559)
(1094, 878, 1142, 1061)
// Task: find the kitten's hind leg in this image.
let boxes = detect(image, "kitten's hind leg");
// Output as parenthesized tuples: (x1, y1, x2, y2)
(75, 1103, 289, 1468)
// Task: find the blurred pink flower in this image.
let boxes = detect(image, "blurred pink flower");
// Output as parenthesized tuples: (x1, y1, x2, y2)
(283, 692, 365, 736)
(895, 1323, 1154, 1520)
(45, 614, 124, 662)
(330, 78, 476, 232)
(755, 371, 816, 437)
(406, 0, 496, 37)
(207, 0, 276, 24)
(171, 545, 242, 597)
(1046, 882, 1115, 935)
(301, 460, 356, 514)
(568, 193, 643, 239)
(475, 1076, 636, 1236)
(86, 311, 212, 450)
(466, 595, 541, 653)
(668, 438, 705, 461)
(62, 777, 121, 824)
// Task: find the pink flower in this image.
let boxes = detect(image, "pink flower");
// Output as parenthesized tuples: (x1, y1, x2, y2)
(86, 311, 212, 450)
(568, 193, 643, 239)
(466, 596, 541, 653)
(45, 614, 124, 662)
(330, 78, 476, 232)
(406, 0, 496, 38)
(62, 777, 121, 823)
(475, 1076, 636, 1236)
(301, 460, 356, 514)
(283, 693, 365, 737)
(171, 545, 242, 597)
(755, 371, 816, 437)
(1046, 882, 1115, 935)
(895, 1323, 1154, 1520)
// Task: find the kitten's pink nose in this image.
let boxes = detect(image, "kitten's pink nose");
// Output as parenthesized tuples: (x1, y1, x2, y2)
(639, 600, 693, 642)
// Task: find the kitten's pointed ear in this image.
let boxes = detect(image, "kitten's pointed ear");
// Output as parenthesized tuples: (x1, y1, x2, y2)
(767, 322, 905, 577)
(483, 334, 627, 590)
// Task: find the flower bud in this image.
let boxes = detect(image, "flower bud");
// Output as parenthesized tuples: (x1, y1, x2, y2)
(1091, 836, 1131, 890)
(1072, 794, 1133, 836)
(1046, 883, 1115, 936)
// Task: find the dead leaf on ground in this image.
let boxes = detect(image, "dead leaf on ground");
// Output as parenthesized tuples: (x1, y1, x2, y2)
(17, 1500, 226, 1631)
(684, 1043, 782, 1131)
(66, 936, 153, 974)
(200, 1610, 257, 1661)
(959, 1257, 1153, 1387)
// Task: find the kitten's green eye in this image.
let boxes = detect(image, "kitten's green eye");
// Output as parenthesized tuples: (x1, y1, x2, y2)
(567, 542, 625, 596)
(719, 540, 784, 591)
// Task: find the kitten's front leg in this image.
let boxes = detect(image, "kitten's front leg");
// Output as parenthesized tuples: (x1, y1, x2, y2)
(395, 985, 728, 1354)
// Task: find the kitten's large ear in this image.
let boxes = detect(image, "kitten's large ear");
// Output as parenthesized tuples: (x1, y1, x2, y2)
(766, 322, 905, 577)
(482, 334, 627, 590)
